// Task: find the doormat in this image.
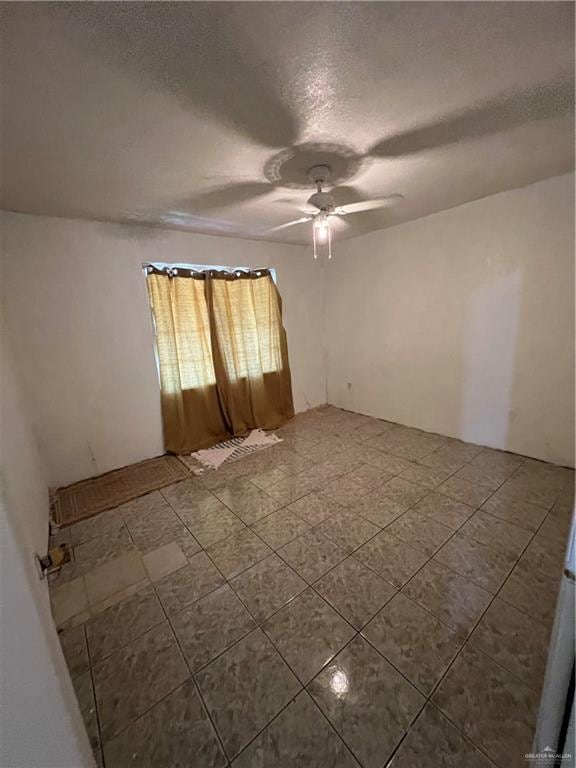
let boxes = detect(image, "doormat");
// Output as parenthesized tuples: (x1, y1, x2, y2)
(53, 455, 190, 527)
(191, 429, 282, 471)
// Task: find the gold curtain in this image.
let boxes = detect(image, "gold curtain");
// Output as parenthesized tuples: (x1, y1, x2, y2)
(146, 268, 294, 454)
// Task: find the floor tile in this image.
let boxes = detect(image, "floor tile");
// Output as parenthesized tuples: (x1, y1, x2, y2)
(230, 553, 307, 622)
(90, 577, 150, 616)
(182, 502, 246, 548)
(160, 478, 214, 515)
(537, 512, 572, 549)
(299, 460, 346, 490)
(379, 477, 429, 507)
(324, 449, 367, 474)
(482, 452, 531, 476)
(265, 473, 319, 504)
(287, 491, 343, 525)
(384, 510, 453, 556)
(403, 560, 492, 634)
(432, 645, 540, 768)
(278, 529, 347, 583)
(309, 636, 424, 768)
(412, 492, 475, 529)
(363, 593, 461, 695)
(349, 492, 407, 527)
(420, 442, 482, 472)
(124, 504, 201, 559)
(437, 477, 492, 508)
(321, 476, 371, 506)
(389, 704, 496, 768)
(341, 462, 392, 490)
(399, 464, 452, 489)
(317, 509, 380, 553)
(497, 472, 562, 509)
(72, 670, 101, 754)
(470, 598, 550, 691)
(459, 510, 532, 558)
(365, 430, 441, 462)
(94, 621, 189, 741)
(232, 691, 358, 768)
(74, 526, 135, 574)
(142, 542, 188, 582)
(103, 680, 226, 768)
(480, 493, 548, 532)
(251, 507, 311, 550)
(51, 577, 89, 627)
(214, 479, 281, 525)
(118, 491, 171, 528)
(59, 623, 89, 678)
(69, 509, 125, 547)
(49, 414, 570, 768)
(520, 534, 565, 579)
(207, 528, 272, 580)
(352, 421, 390, 442)
(354, 530, 428, 588)
(498, 558, 560, 626)
(171, 584, 256, 672)
(356, 447, 415, 474)
(249, 466, 290, 492)
(262, 588, 355, 684)
(457, 448, 524, 491)
(195, 628, 300, 760)
(155, 552, 224, 616)
(314, 557, 397, 629)
(201, 463, 254, 491)
(84, 551, 148, 607)
(86, 584, 165, 663)
(48, 557, 84, 588)
(433, 533, 514, 593)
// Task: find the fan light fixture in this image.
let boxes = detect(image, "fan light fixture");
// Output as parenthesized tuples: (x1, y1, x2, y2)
(313, 211, 332, 259)
(264, 163, 403, 260)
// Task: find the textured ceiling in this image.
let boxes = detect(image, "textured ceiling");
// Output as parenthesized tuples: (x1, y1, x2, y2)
(1, 2, 574, 245)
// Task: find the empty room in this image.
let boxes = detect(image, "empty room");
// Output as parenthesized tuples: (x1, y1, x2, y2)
(1, 2, 574, 767)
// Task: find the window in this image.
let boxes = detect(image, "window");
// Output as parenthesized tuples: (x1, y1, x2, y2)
(144, 262, 294, 453)
(145, 263, 282, 391)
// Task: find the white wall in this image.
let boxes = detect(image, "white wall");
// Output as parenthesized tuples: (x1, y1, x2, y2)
(0, 317, 94, 767)
(326, 173, 575, 467)
(1, 214, 325, 486)
(2, 173, 574, 487)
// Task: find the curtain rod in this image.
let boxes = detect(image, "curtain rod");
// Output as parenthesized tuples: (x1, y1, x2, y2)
(143, 264, 272, 280)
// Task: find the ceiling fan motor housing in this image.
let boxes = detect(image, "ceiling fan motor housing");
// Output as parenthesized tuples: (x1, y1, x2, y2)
(307, 190, 336, 211)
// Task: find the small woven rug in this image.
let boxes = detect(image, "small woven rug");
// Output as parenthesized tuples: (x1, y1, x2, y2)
(191, 429, 282, 471)
(53, 455, 189, 527)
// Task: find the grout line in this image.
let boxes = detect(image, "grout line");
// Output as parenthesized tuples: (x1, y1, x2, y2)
(53, 411, 573, 768)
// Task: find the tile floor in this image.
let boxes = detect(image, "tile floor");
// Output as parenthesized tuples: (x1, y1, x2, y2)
(48, 406, 575, 768)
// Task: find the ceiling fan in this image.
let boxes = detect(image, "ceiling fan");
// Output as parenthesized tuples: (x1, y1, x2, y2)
(266, 165, 403, 258)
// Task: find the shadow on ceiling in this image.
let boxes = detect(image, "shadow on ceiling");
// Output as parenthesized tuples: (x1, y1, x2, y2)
(54, 4, 574, 231)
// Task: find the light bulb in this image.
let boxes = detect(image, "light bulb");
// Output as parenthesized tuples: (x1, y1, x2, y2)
(314, 215, 329, 243)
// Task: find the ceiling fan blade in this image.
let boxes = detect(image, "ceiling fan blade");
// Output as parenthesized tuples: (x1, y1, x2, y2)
(336, 195, 404, 215)
(264, 217, 312, 233)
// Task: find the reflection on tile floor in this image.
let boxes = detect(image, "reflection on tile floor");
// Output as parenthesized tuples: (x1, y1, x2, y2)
(49, 405, 574, 767)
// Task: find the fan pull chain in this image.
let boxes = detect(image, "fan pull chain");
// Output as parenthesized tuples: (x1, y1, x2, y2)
(327, 221, 332, 259)
(313, 225, 318, 259)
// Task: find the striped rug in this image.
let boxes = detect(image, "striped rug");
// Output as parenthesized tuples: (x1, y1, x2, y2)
(53, 455, 190, 526)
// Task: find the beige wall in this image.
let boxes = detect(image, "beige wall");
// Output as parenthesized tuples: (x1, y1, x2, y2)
(2, 173, 574, 492)
(326, 173, 575, 467)
(0, 317, 94, 767)
(1, 214, 325, 486)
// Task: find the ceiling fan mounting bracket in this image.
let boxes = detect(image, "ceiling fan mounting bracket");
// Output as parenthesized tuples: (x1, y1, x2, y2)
(307, 165, 332, 185)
